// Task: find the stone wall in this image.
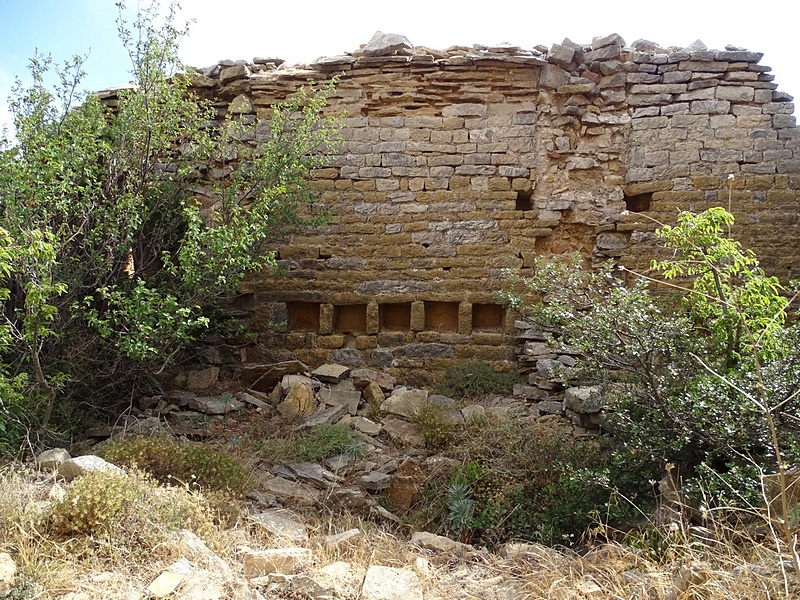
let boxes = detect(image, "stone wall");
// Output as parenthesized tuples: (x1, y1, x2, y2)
(172, 32, 799, 385)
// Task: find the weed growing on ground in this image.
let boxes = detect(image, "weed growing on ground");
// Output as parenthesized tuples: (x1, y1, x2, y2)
(413, 403, 458, 450)
(435, 362, 521, 399)
(97, 437, 249, 495)
(255, 424, 362, 463)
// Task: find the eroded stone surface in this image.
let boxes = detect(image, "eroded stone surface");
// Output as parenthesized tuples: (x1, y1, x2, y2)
(57, 456, 124, 482)
(361, 565, 424, 600)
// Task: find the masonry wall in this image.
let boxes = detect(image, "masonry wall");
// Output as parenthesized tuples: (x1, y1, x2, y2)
(181, 35, 800, 385)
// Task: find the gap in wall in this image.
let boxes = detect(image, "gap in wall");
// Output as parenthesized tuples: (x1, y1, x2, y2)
(472, 304, 504, 331)
(380, 303, 411, 331)
(334, 304, 367, 334)
(424, 301, 459, 332)
(288, 302, 320, 331)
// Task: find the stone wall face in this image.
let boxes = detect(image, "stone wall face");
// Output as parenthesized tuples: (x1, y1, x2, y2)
(185, 35, 800, 385)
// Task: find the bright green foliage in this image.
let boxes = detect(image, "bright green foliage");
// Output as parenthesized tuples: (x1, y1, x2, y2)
(0, 229, 29, 454)
(652, 207, 788, 362)
(501, 208, 800, 512)
(98, 437, 250, 495)
(0, 2, 340, 443)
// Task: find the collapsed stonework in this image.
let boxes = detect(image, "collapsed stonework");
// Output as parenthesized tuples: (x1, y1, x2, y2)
(136, 32, 800, 385)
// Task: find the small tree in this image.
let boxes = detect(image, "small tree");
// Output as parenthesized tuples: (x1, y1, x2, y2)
(0, 1, 340, 445)
(501, 207, 800, 522)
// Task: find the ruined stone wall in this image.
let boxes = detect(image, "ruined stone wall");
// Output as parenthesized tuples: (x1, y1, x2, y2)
(182, 33, 800, 385)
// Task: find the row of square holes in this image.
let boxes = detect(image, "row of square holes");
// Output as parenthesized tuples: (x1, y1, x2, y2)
(289, 302, 505, 333)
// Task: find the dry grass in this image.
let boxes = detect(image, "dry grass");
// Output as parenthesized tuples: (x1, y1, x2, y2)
(2, 461, 800, 599)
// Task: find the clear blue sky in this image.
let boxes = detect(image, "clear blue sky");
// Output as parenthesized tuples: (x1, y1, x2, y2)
(1, 0, 797, 133)
(0, 1, 137, 92)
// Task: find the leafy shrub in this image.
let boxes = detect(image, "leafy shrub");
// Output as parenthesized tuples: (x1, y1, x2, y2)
(49, 469, 212, 555)
(98, 437, 249, 495)
(0, 1, 340, 443)
(436, 362, 521, 399)
(433, 420, 628, 548)
(500, 207, 800, 531)
(445, 481, 475, 542)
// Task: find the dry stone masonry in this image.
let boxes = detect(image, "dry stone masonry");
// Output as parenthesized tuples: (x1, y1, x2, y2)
(120, 32, 800, 384)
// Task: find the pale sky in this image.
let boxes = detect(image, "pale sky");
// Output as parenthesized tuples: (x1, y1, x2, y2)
(0, 0, 797, 133)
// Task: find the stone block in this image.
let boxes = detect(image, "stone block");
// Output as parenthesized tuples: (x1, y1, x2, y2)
(278, 382, 317, 418)
(36, 448, 71, 471)
(320, 304, 334, 335)
(58, 456, 124, 482)
(312, 364, 351, 383)
(565, 386, 603, 413)
(443, 103, 487, 117)
(716, 86, 755, 102)
(690, 100, 730, 114)
(316, 334, 345, 349)
(410, 301, 425, 331)
(539, 64, 570, 89)
(243, 548, 312, 578)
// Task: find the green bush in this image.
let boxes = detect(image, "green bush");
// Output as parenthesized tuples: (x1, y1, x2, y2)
(433, 420, 628, 548)
(0, 1, 340, 443)
(436, 362, 521, 399)
(500, 207, 800, 523)
(98, 437, 249, 495)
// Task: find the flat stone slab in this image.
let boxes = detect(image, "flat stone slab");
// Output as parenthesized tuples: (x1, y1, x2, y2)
(243, 548, 312, 578)
(146, 571, 184, 598)
(295, 402, 349, 431)
(250, 509, 308, 543)
(411, 531, 473, 554)
(273, 462, 342, 489)
(312, 364, 351, 383)
(240, 360, 308, 391)
(381, 419, 424, 446)
(319, 388, 362, 414)
(261, 476, 320, 504)
(381, 389, 427, 419)
(187, 395, 245, 415)
(352, 416, 382, 436)
(357, 471, 391, 491)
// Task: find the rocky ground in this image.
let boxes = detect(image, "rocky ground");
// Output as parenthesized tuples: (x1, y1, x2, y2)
(1, 362, 798, 599)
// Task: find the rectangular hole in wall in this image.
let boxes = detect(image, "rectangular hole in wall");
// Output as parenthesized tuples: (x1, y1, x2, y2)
(424, 301, 459, 332)
(232, 293, 255, 311)
(516, 189, 532, 211)
(334, 304, 367, 334)
(288, 302, 320, 331)
(380, 303, 411, 331)
(472, 304, 505, 331)
(624, 191, 652, 212)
